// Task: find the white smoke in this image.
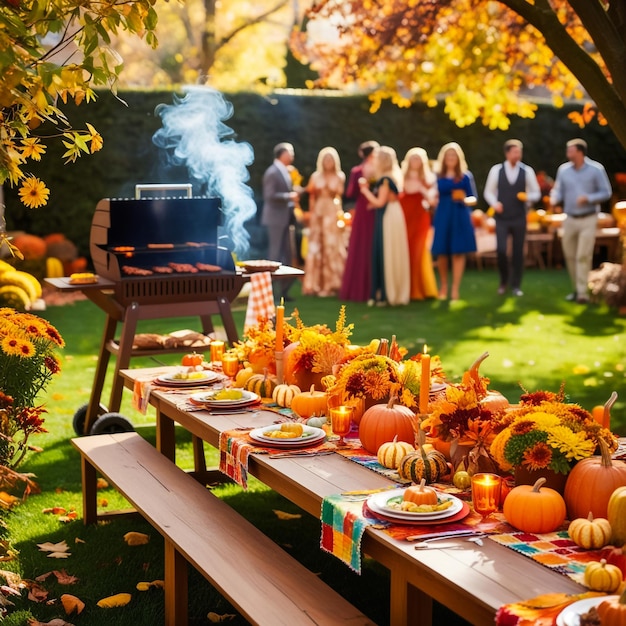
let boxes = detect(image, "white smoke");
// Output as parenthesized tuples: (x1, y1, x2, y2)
(152, 87, 256, 256)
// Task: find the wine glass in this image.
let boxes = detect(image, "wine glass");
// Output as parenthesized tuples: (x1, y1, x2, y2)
(329, 406, 353, 447)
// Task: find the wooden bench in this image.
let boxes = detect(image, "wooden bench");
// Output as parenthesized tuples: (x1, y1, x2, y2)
(72, 432, 375, 626)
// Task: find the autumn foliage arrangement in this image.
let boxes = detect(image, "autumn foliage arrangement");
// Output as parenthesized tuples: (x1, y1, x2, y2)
(0, 308, 64, 471)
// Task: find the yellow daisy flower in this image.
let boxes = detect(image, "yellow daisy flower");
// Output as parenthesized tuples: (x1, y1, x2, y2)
(21, 138, 46, 161)
(18, 176, 50, 209)
(1, 335, 34, 357)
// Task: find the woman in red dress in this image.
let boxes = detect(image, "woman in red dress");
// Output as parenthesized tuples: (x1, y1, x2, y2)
(399, 148, 439, 300)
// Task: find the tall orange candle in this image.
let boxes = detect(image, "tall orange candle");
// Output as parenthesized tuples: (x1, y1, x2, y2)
(419, 344, 430, 414)
(274, 297, 284, 352)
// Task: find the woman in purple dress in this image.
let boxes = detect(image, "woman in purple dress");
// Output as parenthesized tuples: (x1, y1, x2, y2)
(339, 140, 380, 301)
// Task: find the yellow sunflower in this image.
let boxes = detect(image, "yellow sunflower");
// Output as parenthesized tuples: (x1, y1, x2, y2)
(18, 176, 50, 208)
(1, 335, 35, 357)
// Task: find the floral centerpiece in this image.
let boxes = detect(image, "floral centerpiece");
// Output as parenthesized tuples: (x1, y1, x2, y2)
(490, 387, 617, 480)
(233, 317, 277, 373)
(0, 309, 64, 476)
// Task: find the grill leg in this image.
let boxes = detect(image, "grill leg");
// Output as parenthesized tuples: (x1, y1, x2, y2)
(216, 296, 239, 345)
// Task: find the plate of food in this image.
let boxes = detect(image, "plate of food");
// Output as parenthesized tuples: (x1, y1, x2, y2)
(190, 389, 259, 407)
(249, 424, 326, 447)
(556, 596, 617, 626)
(156, 370, 220, 386)
(242, 260, 282, 273)
(367, 487, 464, 521)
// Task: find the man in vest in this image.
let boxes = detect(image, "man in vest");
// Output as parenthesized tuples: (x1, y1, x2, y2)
(484, 139, 541, 296)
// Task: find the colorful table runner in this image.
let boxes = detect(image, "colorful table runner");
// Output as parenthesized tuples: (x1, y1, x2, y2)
(489, 529, 616, 586)
(495, 591, 604, 626)
(333, 443, 412, 484)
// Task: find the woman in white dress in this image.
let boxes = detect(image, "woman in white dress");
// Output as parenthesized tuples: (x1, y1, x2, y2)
(358, 146, 410, 306)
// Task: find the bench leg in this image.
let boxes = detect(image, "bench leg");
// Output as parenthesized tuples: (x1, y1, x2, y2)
(81, 456, 98, 525)
(164, 540, 188, 626)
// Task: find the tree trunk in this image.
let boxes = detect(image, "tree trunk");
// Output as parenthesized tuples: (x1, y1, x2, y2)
(201, 0, 218, 77)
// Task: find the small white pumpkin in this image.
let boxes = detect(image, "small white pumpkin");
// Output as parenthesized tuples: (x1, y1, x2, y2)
(272, 384, 301, 408)
(307, 415, 327, 428)
(377, 436, 416, 469)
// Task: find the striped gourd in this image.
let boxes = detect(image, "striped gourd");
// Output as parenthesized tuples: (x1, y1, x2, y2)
(398, 448, 448, 484)
(377, 436, 415, 469)
(245, 373, 278, 398)
(272, 384, 301, 408)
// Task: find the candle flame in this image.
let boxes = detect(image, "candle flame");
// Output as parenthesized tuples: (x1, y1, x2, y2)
(423, 344, 428, 355)
(280, 296, 284, 307)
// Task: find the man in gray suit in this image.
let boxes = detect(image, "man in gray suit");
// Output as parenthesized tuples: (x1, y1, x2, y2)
(262, 142, 300, 300)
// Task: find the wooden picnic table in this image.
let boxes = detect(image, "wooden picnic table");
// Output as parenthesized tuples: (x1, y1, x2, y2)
(119, 367, 585, 626)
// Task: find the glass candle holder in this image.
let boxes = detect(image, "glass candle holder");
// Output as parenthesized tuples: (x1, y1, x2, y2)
(221, 352, 240, 378)
(329, 406, 353, 446)
(209, 340, 225, 363)
(471, 473, 502, 518)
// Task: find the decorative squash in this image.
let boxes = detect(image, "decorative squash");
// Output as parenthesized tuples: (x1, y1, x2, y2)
(608, 486, 626, 547)
(584, 559, 623, 593)
(377, 436, 415, 469)
(480, 391, 509, 414)
(568, 512, 613, 550)
(244, 372, 278, 398)
(503, 477, 567, 534)
(397, 447, 449, 485)
(403, 479, 438, 505)
(453, 460, 472, 490)
(234, 367, 255, 388)
(564, 439, 626, 521)
(306, 416, 327, 428)
(272, 384, 301, 408)
(358, 396, 416, 455)
(597, 587, 626, 624)
(290, 385, 328, 419)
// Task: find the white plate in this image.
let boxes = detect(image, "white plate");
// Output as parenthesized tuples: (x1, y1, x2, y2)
(249, 425, 326, 447)
(367, 488, 463, 520)
(190, 389, 259, 406)
(556, 596, 617, 626)
(156, 371, 220, 386)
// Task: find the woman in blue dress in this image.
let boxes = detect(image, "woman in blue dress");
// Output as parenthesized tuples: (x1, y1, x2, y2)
(431, 142, 477, 301)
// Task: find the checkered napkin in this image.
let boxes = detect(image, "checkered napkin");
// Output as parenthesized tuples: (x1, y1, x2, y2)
(244, 271, 275, 332)
(219, 429, 256, 489)
(320, 494, 380, 574)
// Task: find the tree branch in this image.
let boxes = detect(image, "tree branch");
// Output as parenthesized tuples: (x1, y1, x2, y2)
(216, 0, 289, 52)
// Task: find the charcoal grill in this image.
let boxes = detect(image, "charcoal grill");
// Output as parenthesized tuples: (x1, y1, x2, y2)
(48, 195, 246, 435)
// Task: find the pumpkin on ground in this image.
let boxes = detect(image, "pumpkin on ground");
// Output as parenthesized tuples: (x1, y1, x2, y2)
(377, 436, 415, 469)
(568, 512, 613, 550)
(564, 438, 626, 521)
(503, 477, 566, 534)
(272, 384, 301, 408)
(244, 372, 278, 398)
(403, 479, 438, 505)
(397, 447, 448, 484)
(608, 485, 626, 547)
(290, 385, 328, 419)
(597, 587, 626, 624)
(584, 559, 623, 593)
(358, 396, 416, 455)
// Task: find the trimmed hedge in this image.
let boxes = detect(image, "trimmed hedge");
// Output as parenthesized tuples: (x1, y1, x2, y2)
(5, 89, 626, 258)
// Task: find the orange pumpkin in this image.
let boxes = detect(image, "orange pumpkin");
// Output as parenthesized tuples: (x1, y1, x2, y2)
(12, 234, 47, 260)
(404, 479, 438, 506)
(597, 587, 626, 625)
(564, 438, 626, 521)
(503, 477, 567, 533)
(358, 396, 416, 455)
(290, 385, 328, 418)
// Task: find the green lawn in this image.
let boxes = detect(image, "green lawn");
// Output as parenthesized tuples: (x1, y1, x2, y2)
(0, 267, 625, 625)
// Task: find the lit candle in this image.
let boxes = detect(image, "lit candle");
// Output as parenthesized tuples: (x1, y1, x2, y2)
(419, 344, 431, 415)
(221, 352, 240, 378)
(209, 340, 224, 363)
(471, 473, 502, 517)
(275, 297, 284, 352)
(329, 405, 353, 446)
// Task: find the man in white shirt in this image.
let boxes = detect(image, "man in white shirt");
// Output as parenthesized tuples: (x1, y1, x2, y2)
(484, 139, 541, 296)
(550, 138, 612, 304)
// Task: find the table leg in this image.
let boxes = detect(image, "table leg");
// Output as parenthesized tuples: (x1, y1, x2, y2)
(164, 540, 188, 626)
(192, 436, 207, 476)
(81, 456, 97, 525)
(390, 570, 433, 626)
(157, 409, 176, 463)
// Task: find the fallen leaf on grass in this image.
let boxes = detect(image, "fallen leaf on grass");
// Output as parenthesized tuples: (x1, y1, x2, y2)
(99, 499, 108, 508)
(36, 570, 79, 585)
(0, 492, 20, 508)
(273, 510, 301, 520)
(96, 478, 109, 489)
(42, 507, 67, 516)
(0, 540, 16, 562)
(26, 582, 49, 603)
(37, 541, 70, 555)
(74, 538, 85, 545)
(61, 593, 85, 615)
(208, 612, 237, 622)
(0, 569, 24, 590)
(123, 532, 149, 546)
(0, 593, 15, 609)
(97, 592, 131, 608)
(136, 580, 164, 591)
(28, 619, 75, 626)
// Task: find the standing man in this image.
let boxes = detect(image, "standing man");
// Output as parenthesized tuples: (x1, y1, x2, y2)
(484, 139, 541, 296)
(550, 139, 612, 304)
(262, 142, 300, 301)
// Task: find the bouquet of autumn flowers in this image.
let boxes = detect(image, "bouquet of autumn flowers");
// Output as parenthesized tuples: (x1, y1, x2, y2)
(0, 309, 64, 470)
(490, 387, 616, 475)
